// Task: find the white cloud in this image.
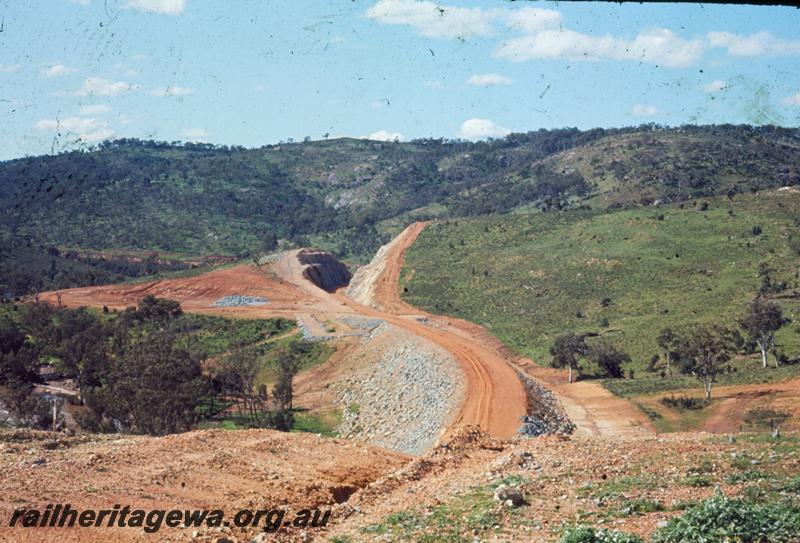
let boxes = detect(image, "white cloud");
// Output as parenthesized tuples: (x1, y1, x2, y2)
(781, 92, 800, 106)
(457, 118, 510, 140)
(124, 0, 186, 14)
(708, 31, 800, 57)
(495, 27, 703, 68)
(424, 80, 444, 88)
(42, 64, 76, 77)
(504, 6, 562, 34)
(0, 64, 22, 73)
(76, 77, 135, 96)
(366, 0, 495, 39)
(68, 0, 91, 5)
(150, 85, 194, 97)
(35, 116, 115, 143)
(365, 130, 404, 142)
(181, 127, 208, 140)
(365, 1, 563, 41)
(80, 104, 112, 115)
(632, 104, 660, 117)
(366, 2, 702, 68)
(468, 73, 512, 87)
(112, 63, 139, 77)
(701, 80, 727, 93)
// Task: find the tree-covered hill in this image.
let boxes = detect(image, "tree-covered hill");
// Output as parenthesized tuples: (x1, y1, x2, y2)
(1, 124, 799, 296)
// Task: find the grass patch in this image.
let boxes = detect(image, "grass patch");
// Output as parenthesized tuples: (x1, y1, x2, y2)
(402, 191, 800, 388)
(291, 410, 340, 437)
(684, 475, 713, 488)
(615, 498, 666, 516)
(177, 314, 295, 357)
(361, 481, 526, 541)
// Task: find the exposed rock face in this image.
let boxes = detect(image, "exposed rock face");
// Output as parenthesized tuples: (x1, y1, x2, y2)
(297, 249, 352, 292)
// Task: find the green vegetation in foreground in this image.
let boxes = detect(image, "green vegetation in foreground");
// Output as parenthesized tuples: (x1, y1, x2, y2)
(291, 409, 342, 437)
(255, 336, 334, 388)
(361, 477, 532, 542)
(1, 298, 337, 437)
(402, 191, 800, 387)
(175, 313, 295, 357)
(561, 494, 800, 542)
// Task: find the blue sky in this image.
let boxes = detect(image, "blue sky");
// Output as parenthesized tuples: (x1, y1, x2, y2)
(1, 0, 799, 159)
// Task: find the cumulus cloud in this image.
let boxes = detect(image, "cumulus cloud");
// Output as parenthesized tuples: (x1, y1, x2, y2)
(781, 92, 800, 106)
(366, 0, 799, 69)
(181, 127, 208, 140)
(504, 6, 562, 34)
(366, 0, 562, 40)
(42, 64, 76, 77)
(0, 64, 22, 73)
(365, 130, 404, 142)
(701, 80, 727, 93)
(366, 0, 495, 39)
(632, 104, 660, 117)
(468, 73, 512, 87)
(35, 116, 115, 143)
(708, 31, 800, 57)
(495, 27, 703, 68)
(124, 0, 186, 14)
(150, 85, 194, 97)
(80, 104, 112, 115)
(76, 77, 136, 97)
(458, 118, 510, 140)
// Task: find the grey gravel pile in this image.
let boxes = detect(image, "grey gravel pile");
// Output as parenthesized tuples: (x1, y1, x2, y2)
(339, 316, 384, 331)
(335, 328, 464, 455)
(212, 295, 268, 307)
(514, 369, 576, 436)
(517, 416, 549, 437)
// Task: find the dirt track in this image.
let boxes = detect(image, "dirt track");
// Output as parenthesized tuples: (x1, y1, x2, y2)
(349, 222, 653, 439)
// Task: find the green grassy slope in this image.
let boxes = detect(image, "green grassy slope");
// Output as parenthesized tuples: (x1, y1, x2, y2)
(2, 126, 797, 268)
(402, 190, 800, 383)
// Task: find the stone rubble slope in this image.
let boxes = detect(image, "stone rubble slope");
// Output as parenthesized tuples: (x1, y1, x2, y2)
(334, 324, 465, 455)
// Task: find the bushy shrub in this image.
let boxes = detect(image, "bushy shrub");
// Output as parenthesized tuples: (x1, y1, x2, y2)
(742, 407, 790, 428)
(559, 526, 644, 543)
(652, 495, 800, 543)
(660, 395, 709, 411)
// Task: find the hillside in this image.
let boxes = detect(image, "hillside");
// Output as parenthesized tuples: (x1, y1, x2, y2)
(401, 190, 800, 392)
(2, 125, 799, 297)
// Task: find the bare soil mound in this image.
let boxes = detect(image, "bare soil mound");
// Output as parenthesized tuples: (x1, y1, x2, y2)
(0, 428, 408, 542)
